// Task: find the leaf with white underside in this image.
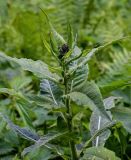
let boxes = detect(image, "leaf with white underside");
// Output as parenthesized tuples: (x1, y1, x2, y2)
(81, 147, 120, 160)
(0, 114, 39, 142)
(90, 111, 111, 147)
(0, 52, 60, 83)
(40, 79, 63, 105)
(89, 96, 119, 147)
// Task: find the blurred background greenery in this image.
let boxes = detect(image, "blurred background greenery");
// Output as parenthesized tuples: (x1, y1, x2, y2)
(0, 0, 131, 159)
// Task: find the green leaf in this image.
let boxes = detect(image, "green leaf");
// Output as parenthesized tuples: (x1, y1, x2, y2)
(22, 146, 53, 159)
(0, 142, 14, 156)
(99, 79, 130, 96)
(0, 52, 60, 83)
(90, 111, 111, 147)
(42, 35, 51, 53)
(38, 132, 68, 147)
(68, 46, 89, 89)
(66, 92, 96, 110)
(10, 76, 32, 91)
(41, 9, 66, 45)
(0, 88, 33, 128)
(69, 37, 129, 74)
(0, 114, 40, 142)
(111, 106, 131, 133)
(22, 132, 68, 156)
(0, 88, 19, 96)
(74, 81, 111, 121)
(81, 147, 120, 160)
(40, 79, 63, 105)
(16, 101, 33, 128)
(25, 94, 56, 108)
(67, 23, 74, 48)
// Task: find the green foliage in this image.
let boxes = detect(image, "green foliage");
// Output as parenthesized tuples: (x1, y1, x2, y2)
(0, 0, 131, 160)
(81, 146, 120, 160)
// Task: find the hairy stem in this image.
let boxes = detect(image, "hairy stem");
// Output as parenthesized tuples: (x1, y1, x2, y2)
(63, 64, 78, 160)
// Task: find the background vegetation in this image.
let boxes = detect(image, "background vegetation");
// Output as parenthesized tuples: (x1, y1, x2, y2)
(0, 0, 131, 159)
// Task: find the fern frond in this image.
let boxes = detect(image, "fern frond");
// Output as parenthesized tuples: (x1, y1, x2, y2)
(97, 49, 131, 94)
(0, 142, 14, 156)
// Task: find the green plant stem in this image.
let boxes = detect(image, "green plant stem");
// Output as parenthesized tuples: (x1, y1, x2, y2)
(63, 64, 78, 160)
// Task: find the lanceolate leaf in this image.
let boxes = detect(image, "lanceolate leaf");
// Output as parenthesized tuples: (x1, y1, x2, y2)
(40, 79, 63, 105)
(0, 52, 60, 83)
(41, 8, 66, 45)
(81, 147, 120, 160)
(67, 23, 74, 49)
(0, 114, 39, 142)
(22, 132, 68, 156)
(89, 96, 118, 147)
(90, 111, 111, 147)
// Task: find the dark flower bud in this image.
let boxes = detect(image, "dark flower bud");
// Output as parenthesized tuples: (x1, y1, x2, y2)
(58, 44, 69, 59)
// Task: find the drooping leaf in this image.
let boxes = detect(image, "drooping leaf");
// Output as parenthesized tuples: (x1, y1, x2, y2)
(38, 132, 68, 146)
(22, 132, 68, 156)
(0, 114, 40, 142)
(0, 52, 60, 82)
(90, 111, 111, 147)
(81, 147, 120, 160)
(83, 121, 116, 149)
